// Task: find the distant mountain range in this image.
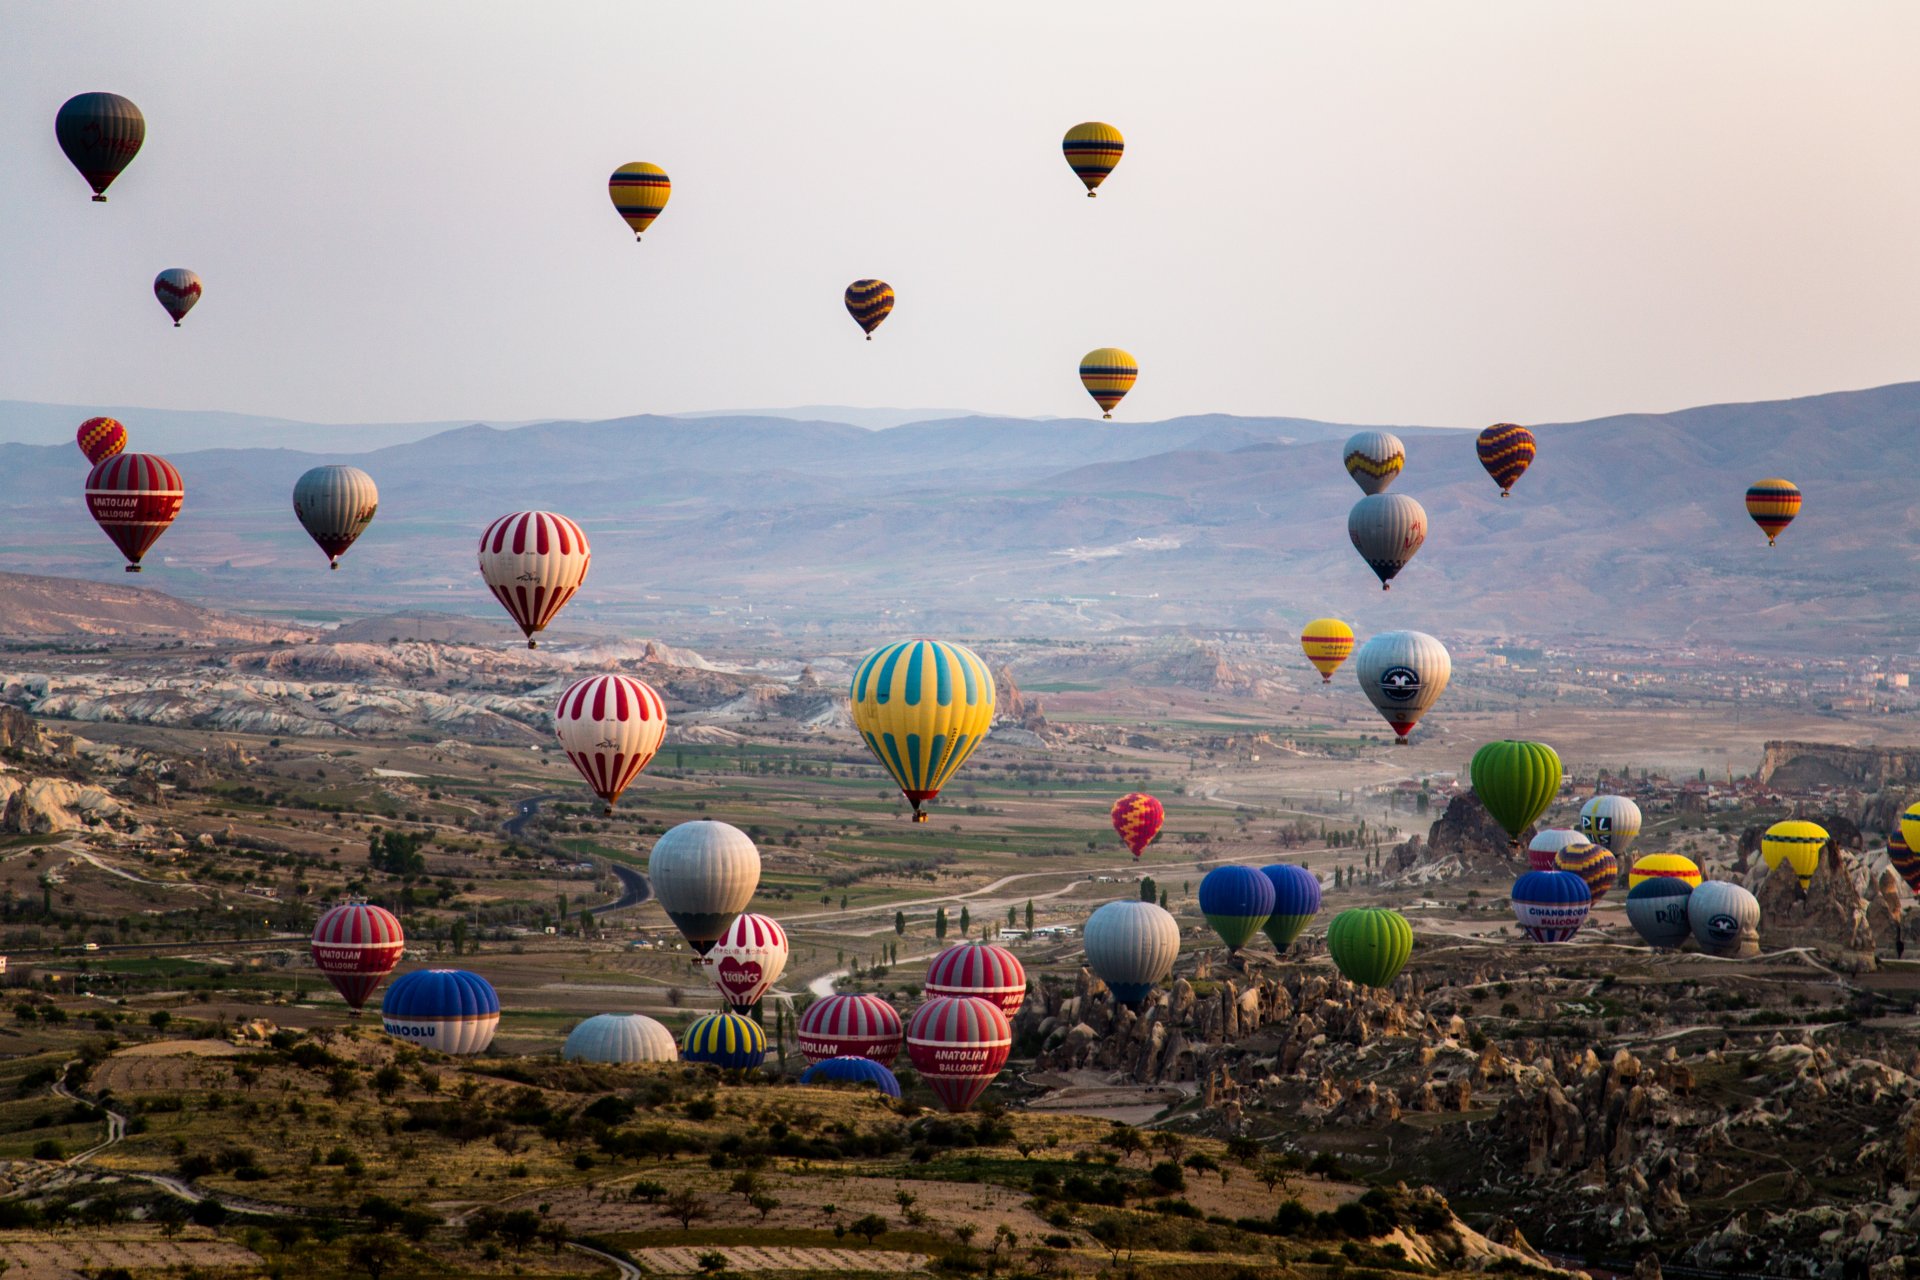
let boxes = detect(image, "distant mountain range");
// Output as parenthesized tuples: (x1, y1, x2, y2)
(0, 385, 1910, 655)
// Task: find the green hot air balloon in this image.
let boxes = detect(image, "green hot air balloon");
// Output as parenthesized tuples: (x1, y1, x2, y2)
(1326, 908, 1412, 989)
(1470, 740, 1563, 849)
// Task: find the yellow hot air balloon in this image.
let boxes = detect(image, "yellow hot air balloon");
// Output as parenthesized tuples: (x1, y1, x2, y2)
(1761, 819, 1826, 889)
(1079, 348, 1137, 419)
(1299, 618, 1354, 684)
(1062, 122, 1124, 197)
(608, 162, 671, 241)
(849, 640, 995, 823)
(1626, 852, 1701, 891)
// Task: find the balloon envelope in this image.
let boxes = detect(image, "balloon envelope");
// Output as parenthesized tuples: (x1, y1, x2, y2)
(1628, 853, 1702, 890)
(1348, 494, 1427, 589)
(849, 640, 994, 822)
(1554, 840, 1619, 900)
(1198, 865, 1275, 953)
(705, 913, 788, 1010)
(1690, 880, 1760, 958)
(293, 466, 378, 569)
(380, 970, 500, 1056)
(1510, 870, 1591, 942)
(906, 995, 1011, 1113)
(553, 675, 667, 811)
(1476, 423, 1536, 496)
(1354, 631, 1451, 739)
(1470, 741, 1563, 846)
(76, 417, 126, 465)
(925, 942, 1027, 1016)
(1300, 618, 1355, 684)
(1342, 431, 1404, 495)
(681, 1012, 767, 1070)
(56, 92, 144, 200)
(564, 1014, 677, 1064)
(1083, 899, 1179, 1007)
(1761, 820, 1827, 889)
(1528, 829, 1586, 872)
(86, 453, 182, 571)
(153, 269, 201, 326)
(1078, 347, 1138, 418)
(1110, 792, 1164, 859)
(478, 511, 590, 647)
(845, 279, 894, 338)
(1062, 121, 1124, 195)
(1746, 478, 1801, 545)
(1626, 879, 1693, 948)
(647, 821, 761, 955)
(1890, 828, 1920, 897)
(608, 162, 670, 239)
(801, 1056, 902, 1098)
(1259, 864, 1322, 950)
(1579, 795, 1643, 855)
(797, 993, 902, 1065)
(310, 903, 404, 1010)
(1327, 909, 1412, 988)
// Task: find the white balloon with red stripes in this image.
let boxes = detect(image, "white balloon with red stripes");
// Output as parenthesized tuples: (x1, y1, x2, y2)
(553, 674, 667, 813)
(797, 993, 902, 1064)
(703, 912, 788, 1010)
(477, 510, 591, 648)
(924, 941, 1027, 1016)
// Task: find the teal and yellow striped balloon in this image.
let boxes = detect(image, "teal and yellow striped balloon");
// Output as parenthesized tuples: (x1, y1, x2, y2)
(1079, 348, 1138, 419)
(681, 1011, 767, 1070)
(608, 162, 671, 241)
(850, 640, 995, 823)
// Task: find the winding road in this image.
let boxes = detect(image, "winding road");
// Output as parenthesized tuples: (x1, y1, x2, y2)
(500, 794, 651, 916)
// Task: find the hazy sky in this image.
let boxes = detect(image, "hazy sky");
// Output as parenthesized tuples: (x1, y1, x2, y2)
(6, 3, 1920, 429)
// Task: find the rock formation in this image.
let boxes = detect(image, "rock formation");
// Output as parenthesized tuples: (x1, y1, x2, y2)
(1760, 740, 1920, 790)
(1750, 844, 1877, 966)
(1387, 791, 1528, 883)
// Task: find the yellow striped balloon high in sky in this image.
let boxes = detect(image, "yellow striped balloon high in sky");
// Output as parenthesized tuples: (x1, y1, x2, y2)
(1745, 478, 1801, 546)
(608, 162, 671, 241)
(1299, 618, 1355, 684)
(1062, 122, 1124, 196)
(1079, 348, 1138, 419)
(845, 280, 894, 339)
(850, 640, 995, 823)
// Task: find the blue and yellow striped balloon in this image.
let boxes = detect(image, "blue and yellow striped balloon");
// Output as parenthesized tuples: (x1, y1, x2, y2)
(1079, 348, 1138, 419)
(1062, 122, 1124, 196)
(608, 162, 671, 241)
(850, 640, 995, 823)
(681, 1011, 767, 1070)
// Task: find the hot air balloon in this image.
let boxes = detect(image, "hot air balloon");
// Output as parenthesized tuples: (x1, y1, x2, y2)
(477, 510, 591, 648)
(845, 280, 894, 339)
(797, 993, 902, 1065)
(76, 417, 126, 465)
(647, 821, 760, 955)
(563, 1013, 678, 1064)
(1083, 899, 1179, 1008)
(293, 465, 378, 570)
(1259, 864, 1322, 951)
(553, 674, 667, 813)
(682, 1012, 767, 1070)
(1299, 619, 1355, 684)
(1476, 423, 1535, 497)
(1554, 839, 1619, 901)
(704, 913, 788, 1011)
(801, 1056, 902, 1098)
(1625, 878, 1692, 949)
(1901, 803, 1920, 863)
(310, 902, 404, 1011)
(1510, 870, 1591, 942)
(1342, 431, 1405, 495)
(1354, 630, 1451, 740)
(1062, 122, 1124, 196)
(1745, 479, 1800, 546)
(1761, 820, 1827, 890)
(608, 162, 670, 240)
(153, 269, 201, 327)
(849, 639, 994, 823)
(906, 995, 1011, 1113)
(56, 92, 144, 201)
(1690, 881, 1760, 958)
(1470, 741, 1563, 849)
(925, 942, 1027, 1016)
(1527, 829, 1587, 872)
(1348, 494, 1427, 589)
(1326, 908, 1412, 989)
(1627, 852, 1701, 891)
(1079, 348, 1138, 419)
(380, 970, 500, 1056)
(1890, 828, 1920, 897)
(1110, 792, 1164, 859)
(86, 453, 182, 572)
(1198, 865, 1276, 954)
(1578, 795, 1642, 855)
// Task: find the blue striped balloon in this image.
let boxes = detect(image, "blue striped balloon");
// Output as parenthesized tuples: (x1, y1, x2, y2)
(1259, 864, 1322, 950)
(681, 1012, 767, 1070)
(1198, 865, 1276, 953)
(800, 1055, 901, 1098)
(1510, 870, 1591, 943)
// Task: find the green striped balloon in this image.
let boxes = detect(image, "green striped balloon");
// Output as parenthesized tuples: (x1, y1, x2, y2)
(1326, 908, 1413, 989)
(1469, 740, 1563, 845)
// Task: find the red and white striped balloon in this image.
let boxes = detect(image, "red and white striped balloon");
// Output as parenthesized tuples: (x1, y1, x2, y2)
(907, 995, 1012, 1113)
(477, 510, 591, 648)
(797, 993, 902, 1065)
(924, 942, 1027, 1016)
(553, 675, 667, 812)
(704, 912, 788, 1010)
(85, 453, 183, 572)
(310, 902, 405, 1011)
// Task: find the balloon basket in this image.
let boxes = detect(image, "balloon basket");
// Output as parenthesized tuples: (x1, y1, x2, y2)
(913, 812, 929, 824)
(92, 195, 107, 203)
(125, 565, 140, 573)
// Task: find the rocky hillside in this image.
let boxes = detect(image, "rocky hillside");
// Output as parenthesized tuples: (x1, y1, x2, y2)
(0, 571, 306, 642)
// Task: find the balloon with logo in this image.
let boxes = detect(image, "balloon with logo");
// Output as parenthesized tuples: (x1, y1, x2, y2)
(1342, 431, 1404, 495)
(153, 269, 202, 327)
(564, 1014, 678, 1064)
(1083, 899, 1179, 1008)
(1327, 908, 1413, 989)
(1079, 348, 1138, 418)
(1627, 852, 1701, 891)
(797, 993, 902, 1065)
(906, 995, 1011, 1112)
(1745, 478, 1800, 546)
(801, 1056, 902, 1098)
(1890, 827, 1920, 897)
(1761, 820, 1827, 890)
(1198, 865, 1275, 954)
(86, 453, 183, 572)
(477, 510, 591, 648)
(76, 417, 126, 465)
(56, 92, 144, 201)
(553, 674, 667, 813)
(1110, 792, 1164, 859)
(681, 1012, 767, 1070)
(1625, 878, 1692, 948)
(1259, 864, 1322, 951)
(1527, 829, 1586, 872)
(379, 970, 499, 1056)
(1062, 121, 1124, 196)
(1471, 741, 1562, 849)
(1690, 881, 1760, 958)
(1510, 870, 1590, 942)
(850, 639, 995, 823)
(925, 942, 1027, 1016)
(647, 820, 761, 955)
(1354, 630, 1451, 740)
(608, 162, 670, 240)
(1476, 423, 1535, 497)
(1299, 618, 1355, 684)
(1348, 494, 1427, 589)
(293, 465, 379, 570)
(704, 913, 788, 1011)
(845, 279, 894, 339)
(1554, 839, 1619, 901)
(310, 902, 404, 1011)
(1578, 795, 1643, 856)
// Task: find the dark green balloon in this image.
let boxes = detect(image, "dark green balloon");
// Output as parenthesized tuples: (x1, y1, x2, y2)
(1326, 908, 1412, 988)
(1469, 740, 1562, 845)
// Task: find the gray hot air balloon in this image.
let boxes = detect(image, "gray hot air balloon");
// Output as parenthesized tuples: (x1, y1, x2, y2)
(153, 269, 202, 327)
(1342, 430, 1405, 495)
(1348, 493, 1427, 590)
(1625, 878, 1691, 949)
(1578, 794, 1643, 856)
(1354, 630, 1451, 742)
(1689, 881, 1760, 958)
(293, 466, 379, 570)
(1084, 899, 1180, 1008)
(648, 820, 760, 954)
(563, 1013, 678, 1063)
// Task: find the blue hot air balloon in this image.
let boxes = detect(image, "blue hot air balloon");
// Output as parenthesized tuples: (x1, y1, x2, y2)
(1198, 865, 1276, 953)
(1259, 864, 1322, 951)
(681, 1012, 767, 1070)
(1625, 878, 1693, 949)
(800, 1055, 902, 1098)
(379, 970, 500, 1055)
(1510, 870, 1590, 942)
